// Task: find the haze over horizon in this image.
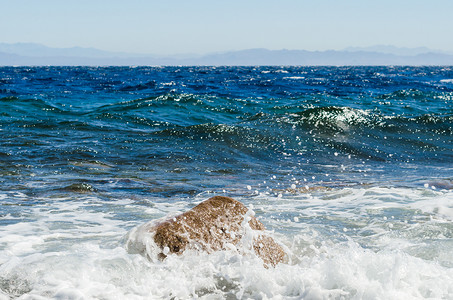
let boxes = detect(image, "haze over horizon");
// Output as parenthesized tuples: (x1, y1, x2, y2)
(1, 41, 450, 57)
(2, 0, 453, 56)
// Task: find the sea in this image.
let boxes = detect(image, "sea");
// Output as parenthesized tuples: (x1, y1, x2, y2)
(0, 66, 452, 299)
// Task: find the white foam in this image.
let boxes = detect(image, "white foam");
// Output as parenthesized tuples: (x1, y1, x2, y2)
(440, 79, 453, 83)
(1, 188, 452, 298)
(283, 76, 305, 80)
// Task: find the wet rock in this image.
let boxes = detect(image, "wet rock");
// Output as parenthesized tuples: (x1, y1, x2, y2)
(130, 196, 286, 267)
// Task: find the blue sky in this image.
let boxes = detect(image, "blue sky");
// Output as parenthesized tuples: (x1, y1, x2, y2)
(2, 0, 453, 55)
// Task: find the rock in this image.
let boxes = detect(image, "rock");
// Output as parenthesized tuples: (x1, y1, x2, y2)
(129, 196, 286, 267)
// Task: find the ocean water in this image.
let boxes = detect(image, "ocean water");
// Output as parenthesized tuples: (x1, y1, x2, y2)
(0, 66, 452, 299)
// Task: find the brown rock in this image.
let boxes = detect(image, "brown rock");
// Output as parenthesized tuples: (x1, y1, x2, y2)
(148, 196, 286, 267)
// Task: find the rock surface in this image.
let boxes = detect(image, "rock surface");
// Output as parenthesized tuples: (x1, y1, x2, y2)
(141, 196, 286, 267)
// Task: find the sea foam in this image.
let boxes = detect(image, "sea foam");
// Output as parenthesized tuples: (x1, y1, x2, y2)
(1, 187, 452, 298)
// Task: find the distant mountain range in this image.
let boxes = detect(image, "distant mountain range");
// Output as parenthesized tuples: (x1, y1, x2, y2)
(343, 45, 450, 56)
(1, 43, 453, 66)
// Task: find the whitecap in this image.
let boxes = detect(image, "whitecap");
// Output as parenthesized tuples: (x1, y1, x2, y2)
(283, 76, 305, 80)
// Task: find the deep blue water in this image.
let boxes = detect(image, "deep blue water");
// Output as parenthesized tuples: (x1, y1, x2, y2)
(1, 66, 451, 198)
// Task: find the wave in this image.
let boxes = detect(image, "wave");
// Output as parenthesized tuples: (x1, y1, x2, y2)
(1, 94, 451, 166)
(269, 106, 452, 136)
(0, 96, 65, 114)
(286, 106, 377, 131)
(3, 92, 450, 128)
(85, 93, 246, 129)
(376, 89, 431, 100)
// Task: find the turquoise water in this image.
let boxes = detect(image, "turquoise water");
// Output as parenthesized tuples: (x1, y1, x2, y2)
(1, 66, 452, 299)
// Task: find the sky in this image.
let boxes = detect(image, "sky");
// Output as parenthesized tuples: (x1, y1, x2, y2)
(1, 0, 453, 55)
